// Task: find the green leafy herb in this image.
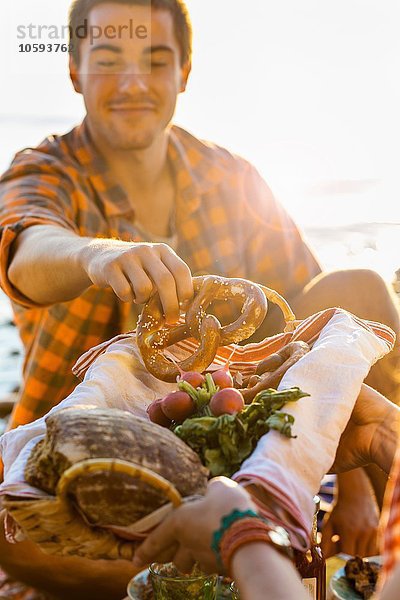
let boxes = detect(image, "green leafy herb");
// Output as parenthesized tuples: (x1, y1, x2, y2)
(174, 387, 309, 477)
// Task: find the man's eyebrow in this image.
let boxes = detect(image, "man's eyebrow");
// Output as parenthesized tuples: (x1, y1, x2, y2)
(90, 44, 123, 54)
(143, 45, 174, 55)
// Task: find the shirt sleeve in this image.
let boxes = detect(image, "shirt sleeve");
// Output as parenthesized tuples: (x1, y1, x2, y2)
(240, 160, 322, 299)
(0, 149, 80, 307)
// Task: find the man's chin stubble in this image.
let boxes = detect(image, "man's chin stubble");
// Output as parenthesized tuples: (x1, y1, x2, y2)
(107, 135, 155, 152)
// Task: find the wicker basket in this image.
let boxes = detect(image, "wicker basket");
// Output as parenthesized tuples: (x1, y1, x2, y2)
(4, 459, 182, 560)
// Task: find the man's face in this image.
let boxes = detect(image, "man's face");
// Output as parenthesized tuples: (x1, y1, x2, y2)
(70, 3, 190, 151)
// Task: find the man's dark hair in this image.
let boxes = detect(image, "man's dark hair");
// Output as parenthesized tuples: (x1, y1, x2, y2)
(69, 0, 192, 66)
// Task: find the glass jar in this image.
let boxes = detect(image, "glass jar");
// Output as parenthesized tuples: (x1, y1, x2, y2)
(230, 581, 240, 599)
(149, 563, 218, 600)
(295, 496, 326, 600)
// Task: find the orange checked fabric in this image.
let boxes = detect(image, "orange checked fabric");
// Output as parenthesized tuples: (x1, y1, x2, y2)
(73, 307, 396, 382)
(379, 443, 400, 592)
(0, 120, 321, 429)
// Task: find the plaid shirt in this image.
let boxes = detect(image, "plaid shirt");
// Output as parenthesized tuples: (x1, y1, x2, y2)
(379, 442, 400, 592)
(0, 120, 320, 428)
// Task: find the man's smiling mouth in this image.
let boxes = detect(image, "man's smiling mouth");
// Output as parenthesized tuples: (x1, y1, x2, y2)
(109, 104, 155, 112)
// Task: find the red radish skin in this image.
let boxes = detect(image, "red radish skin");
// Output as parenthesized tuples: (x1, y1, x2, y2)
(211, 346, 236, 389)
(210, 388, 245, 416)
(179, 371, 206, 388)
(211, 368, 234, 389)
(161, 391, 196, 422)
(147, 400, 172, 427)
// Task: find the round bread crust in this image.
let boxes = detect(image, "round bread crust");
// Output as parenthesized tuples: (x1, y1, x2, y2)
(25, 406, 208, 525)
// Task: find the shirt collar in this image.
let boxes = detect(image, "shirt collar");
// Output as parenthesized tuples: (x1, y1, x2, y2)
(72, 119, 225, 219)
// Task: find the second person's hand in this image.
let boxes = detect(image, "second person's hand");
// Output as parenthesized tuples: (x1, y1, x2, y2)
(132, 478, 257, 574)
(330, 384, 400, 475)
(321, 486, 379, 558)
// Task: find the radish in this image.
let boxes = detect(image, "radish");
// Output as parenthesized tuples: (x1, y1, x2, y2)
(164, 353, 204, 389)
(147, 400, 172, 427)
(211, 367, 234, 389)
(211, 346, 235, 389)
(179, 371, 206, 388)
(210, 388, 245, 416)
(161, 391, 196, 422)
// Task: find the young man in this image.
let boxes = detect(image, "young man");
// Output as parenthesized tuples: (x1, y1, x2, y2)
(1, 0, 322, 429)
(0, 0, 399, 595)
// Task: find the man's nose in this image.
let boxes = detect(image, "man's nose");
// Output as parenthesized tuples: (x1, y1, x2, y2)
(118, 69, 149, 93)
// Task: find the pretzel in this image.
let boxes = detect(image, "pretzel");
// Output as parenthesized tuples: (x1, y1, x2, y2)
(137, 275, 269, 382)
(137, 289, 222, 382)
(186, 276, 268, 344)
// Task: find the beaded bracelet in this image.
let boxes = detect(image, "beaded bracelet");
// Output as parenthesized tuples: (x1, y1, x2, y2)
(220, 518, 286, 574)
(211, 510, 293, 575)
(211, 508, 260, 567)
(211, 509, 260, 564)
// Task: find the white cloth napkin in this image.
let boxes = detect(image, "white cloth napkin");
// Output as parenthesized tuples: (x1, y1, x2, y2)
(234, 310, 392, 547)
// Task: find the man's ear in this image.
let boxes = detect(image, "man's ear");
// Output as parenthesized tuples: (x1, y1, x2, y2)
(69, 55, 82, 94)
(179, 61, 192, 93)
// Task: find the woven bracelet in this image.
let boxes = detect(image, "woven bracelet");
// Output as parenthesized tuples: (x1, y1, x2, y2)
(220, 519, 278, 574)
(211, 509, 260, 564)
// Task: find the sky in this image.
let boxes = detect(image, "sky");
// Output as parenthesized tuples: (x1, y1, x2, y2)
(0, 0, 400, 227)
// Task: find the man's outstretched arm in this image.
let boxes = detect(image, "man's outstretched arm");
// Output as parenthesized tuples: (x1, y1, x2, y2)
(7, 224, 193, 323)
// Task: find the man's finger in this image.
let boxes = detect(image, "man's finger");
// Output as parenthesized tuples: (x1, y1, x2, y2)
(142, 260, 180, 324)
(282, 341, 310, 356)
(123, 263, 155, 305)
(160, 248, 194, 306)
(107, 270, 135, 303)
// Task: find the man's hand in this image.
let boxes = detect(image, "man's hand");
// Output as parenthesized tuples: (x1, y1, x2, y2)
(331, 384, 399, 475)
(133, 478, 256, 574)
(324, 385, 400, 559)
(80, 240, 193, 323)
(321, 482, 380, 558)
(8, 226, 193, 319)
